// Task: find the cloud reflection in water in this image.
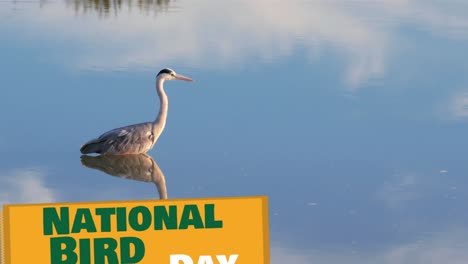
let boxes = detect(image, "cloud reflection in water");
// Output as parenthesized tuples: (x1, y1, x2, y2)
(0, 168, 57, 205)
(272, 227, 468, 264)
(4, 0, 464, 89)
(449, 92, 468, 120)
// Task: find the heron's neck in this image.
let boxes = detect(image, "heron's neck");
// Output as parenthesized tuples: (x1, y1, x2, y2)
(154, 78, 168, 131)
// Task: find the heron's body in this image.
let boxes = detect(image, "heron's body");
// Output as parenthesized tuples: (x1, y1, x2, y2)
(80, 122, 161, 155)
(80, 68, 192, 155)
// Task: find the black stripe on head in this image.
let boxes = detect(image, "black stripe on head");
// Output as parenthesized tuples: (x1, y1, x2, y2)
(157, 68, 174, 76)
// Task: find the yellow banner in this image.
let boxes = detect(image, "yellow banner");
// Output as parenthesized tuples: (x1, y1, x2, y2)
(1, 211, 4, 264)
(1, 196, 269, 264)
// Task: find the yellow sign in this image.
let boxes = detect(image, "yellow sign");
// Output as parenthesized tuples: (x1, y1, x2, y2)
(1, 196, 269, 264)
(1, 211, 4, 264)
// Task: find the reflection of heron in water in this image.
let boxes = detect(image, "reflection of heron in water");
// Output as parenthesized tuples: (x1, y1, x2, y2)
(80, 68, 193, 155)
(80, 154, 167, 199)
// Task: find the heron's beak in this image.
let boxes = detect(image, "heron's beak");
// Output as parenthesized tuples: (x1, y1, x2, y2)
(175, 74, 193, 82)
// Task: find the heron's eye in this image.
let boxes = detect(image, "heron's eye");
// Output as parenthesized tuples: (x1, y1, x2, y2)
(170, 73, 175, 76)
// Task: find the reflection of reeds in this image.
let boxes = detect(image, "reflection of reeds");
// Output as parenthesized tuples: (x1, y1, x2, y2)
(67, 0, 171, 17)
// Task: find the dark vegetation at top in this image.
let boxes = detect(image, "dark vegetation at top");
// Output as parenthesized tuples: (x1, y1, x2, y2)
(66, 0, 172, 17)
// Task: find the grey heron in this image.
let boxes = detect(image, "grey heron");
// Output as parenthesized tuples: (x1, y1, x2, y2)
(80, 68, 193, 155)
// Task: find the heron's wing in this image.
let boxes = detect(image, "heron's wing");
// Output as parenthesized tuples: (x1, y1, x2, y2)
(97, 124, 135, 140)
(81, 122, 155, 154)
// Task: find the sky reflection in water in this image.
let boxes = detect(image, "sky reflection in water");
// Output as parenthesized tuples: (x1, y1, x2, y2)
(1, 0, 468, 263)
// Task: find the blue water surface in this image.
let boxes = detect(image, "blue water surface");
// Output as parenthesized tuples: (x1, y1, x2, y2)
(2, 0, 468, 263)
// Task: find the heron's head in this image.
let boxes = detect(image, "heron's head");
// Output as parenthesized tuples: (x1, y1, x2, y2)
(156, 68, 193, 82)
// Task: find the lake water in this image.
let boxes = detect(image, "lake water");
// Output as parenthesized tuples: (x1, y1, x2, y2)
(2, 0, 468, 263)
